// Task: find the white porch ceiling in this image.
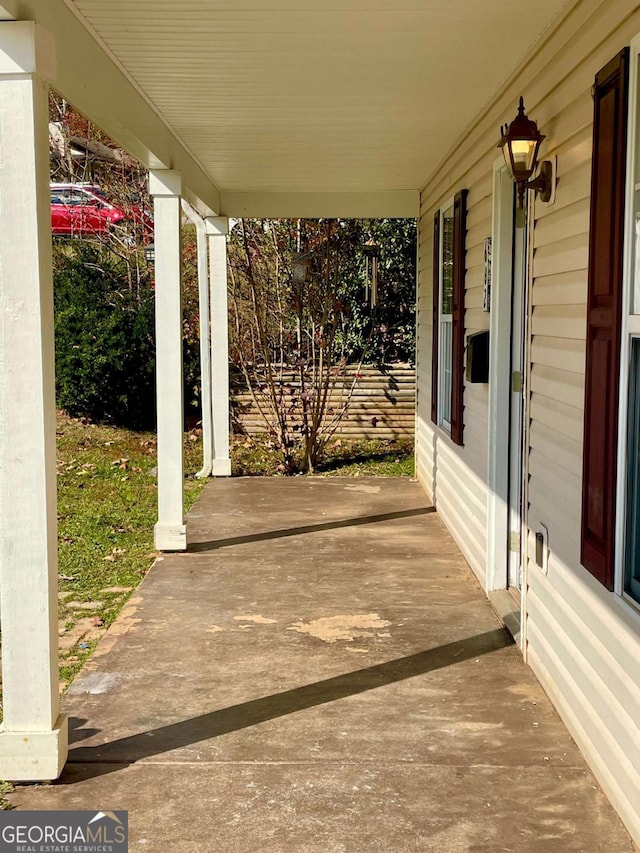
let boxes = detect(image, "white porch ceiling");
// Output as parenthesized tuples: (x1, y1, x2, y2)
(2, 0, 575, 216)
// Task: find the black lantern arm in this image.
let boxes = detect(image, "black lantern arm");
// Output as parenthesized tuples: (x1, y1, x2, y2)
(523, 159, 553, 203)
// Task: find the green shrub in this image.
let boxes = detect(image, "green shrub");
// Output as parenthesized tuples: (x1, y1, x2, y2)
(53, 243, 157, 430)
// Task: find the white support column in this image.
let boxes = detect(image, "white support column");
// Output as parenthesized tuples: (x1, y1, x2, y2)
(149, 170, 187, 550)
(182, 201, 213, 478)
(0, 21, 68, 780)
(206, 217, 231, 476)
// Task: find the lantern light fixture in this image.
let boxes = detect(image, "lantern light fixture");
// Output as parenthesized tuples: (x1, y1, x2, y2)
(498, 97, 553, 209)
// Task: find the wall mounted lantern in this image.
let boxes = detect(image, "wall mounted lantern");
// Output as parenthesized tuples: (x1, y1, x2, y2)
(144, 243, 155, 264)
(498, 97, 553, 209)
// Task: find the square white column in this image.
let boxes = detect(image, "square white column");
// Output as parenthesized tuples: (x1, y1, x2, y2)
(206, 217, 231, 477)
(0, 21, 68, 780)
(149, 170, 187, 550)
(182, 202, 213, 479)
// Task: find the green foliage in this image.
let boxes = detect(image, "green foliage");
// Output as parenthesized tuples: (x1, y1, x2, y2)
(332, 218, 417, 365)
(53, 235, 202, 430)
(0, 782, 14, 811)
(53, 243, 157, 429)
(181, 225, 203, 419)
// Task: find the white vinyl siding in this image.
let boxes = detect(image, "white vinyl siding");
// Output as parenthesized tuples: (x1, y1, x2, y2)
(414, 0, 640, 843)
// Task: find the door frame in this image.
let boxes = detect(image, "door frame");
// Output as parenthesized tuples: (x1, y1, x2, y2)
(486, 160, 516, 593)
(509, 214, 527, 592)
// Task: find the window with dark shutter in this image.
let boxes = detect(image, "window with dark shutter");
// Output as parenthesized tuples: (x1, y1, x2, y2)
(432, 192, 468, 442)
(581, 48, 629, 589)
(431, 211, 440, 424)
(450, 189, 468, 446)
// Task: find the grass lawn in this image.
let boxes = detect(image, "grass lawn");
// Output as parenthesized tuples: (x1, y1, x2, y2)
(231, 435, 415, 478)
(55, 413, 207, 692)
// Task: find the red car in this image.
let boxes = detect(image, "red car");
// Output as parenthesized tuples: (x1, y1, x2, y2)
(50, 183, 129, 237)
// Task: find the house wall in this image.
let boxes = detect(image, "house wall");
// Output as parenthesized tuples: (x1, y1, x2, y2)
(416, 174, 492, 587)
(415, 0, 640, 842)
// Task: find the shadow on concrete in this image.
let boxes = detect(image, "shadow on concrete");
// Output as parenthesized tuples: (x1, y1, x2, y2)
(65, 627, 512, 781)
(68, 718, 101, 744)
(188, 506, 435, 552)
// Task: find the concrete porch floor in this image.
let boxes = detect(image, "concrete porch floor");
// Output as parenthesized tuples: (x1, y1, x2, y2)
(10, 477, 636, 852)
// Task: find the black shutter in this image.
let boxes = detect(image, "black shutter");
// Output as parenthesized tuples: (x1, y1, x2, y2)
(450, 189, 468, 446)
(431, 211, 440, 424)
(581, 48, 629, 588)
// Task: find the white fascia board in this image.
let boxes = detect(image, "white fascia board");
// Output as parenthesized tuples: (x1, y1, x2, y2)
(0, 0, 220, 216)
(220, 191, 420, 220)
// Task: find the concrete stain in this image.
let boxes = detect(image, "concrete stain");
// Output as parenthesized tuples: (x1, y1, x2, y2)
(67, 671, 121, 696)
(287, 613, 391, 643)
(234, 614, 278, 624)
(206, 625, 224, 634)
(343, 484, 381, 494)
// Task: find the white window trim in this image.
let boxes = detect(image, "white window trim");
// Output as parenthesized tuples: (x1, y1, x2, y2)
(437, 196, 455, 433)
(616, 32, 640, 614)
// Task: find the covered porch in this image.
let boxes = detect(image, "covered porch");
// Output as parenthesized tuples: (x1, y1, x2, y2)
(9, 477, 634, 850)
(0, 0, 576, 775)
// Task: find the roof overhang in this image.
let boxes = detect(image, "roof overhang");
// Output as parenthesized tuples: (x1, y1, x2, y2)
(0, 0, 576, 219)
(0, 0, 220, 217)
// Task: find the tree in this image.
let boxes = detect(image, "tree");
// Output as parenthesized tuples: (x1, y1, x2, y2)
(53, 242, 157, 429)
(49, 93, 203, 426)
(228, 217, 416, 473)
(332, 218, 417, 365)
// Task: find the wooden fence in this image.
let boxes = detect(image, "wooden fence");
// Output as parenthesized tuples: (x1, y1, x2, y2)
(230, 364, 415, 440)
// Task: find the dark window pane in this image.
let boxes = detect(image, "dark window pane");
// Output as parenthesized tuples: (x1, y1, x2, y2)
(441, 207, 454, 315)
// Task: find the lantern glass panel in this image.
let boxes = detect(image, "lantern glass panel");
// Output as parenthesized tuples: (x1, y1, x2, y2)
(510, 139, 538, 177)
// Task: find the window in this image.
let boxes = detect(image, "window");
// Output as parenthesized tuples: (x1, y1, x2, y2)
(582, 44, 640, 608)
(620, 38, 640, 607)
(431, 190, 467, 445)
(439, 204, 455, 429)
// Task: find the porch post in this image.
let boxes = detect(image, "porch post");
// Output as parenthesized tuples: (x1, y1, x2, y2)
(182, 201, 213, 478)
(149, 170, 187, 550)
(206, 217, 231, 476)
(0, 21, 68, 780)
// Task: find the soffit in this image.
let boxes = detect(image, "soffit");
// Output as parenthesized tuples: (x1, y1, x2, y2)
(69, 0, 572, 196)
